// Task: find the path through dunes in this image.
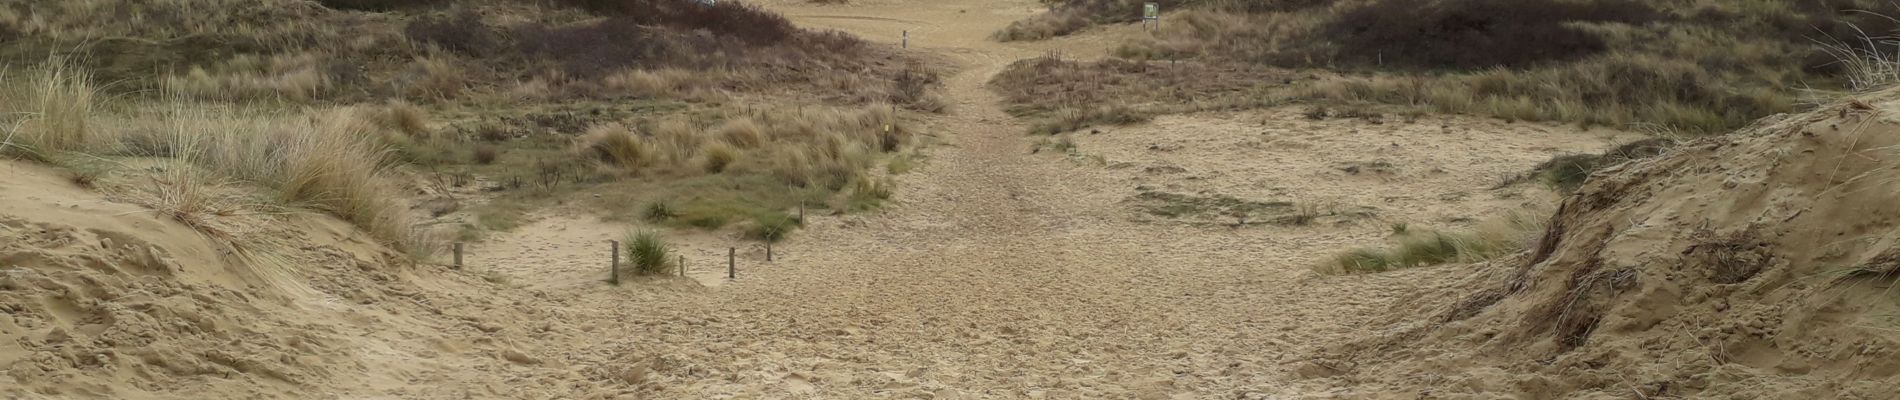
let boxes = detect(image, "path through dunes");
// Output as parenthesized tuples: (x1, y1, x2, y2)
(457, 0, 1632, 397)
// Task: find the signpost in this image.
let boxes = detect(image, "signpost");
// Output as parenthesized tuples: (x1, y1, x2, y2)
(1142, 3, 1160, 31)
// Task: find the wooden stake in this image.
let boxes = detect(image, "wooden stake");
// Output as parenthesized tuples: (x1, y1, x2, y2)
(609, 240, 621, 285)
(453, 243, 464, 270)
(678, 255, 686, 277)
(728, 247, 736, 279)
(767, 242, 773, 262)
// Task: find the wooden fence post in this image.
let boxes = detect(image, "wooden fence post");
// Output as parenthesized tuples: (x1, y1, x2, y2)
(678, 255, 686, 277)
(453, 243, 464, 270)
(609, 240, 621, 285)
(766, 242, 773, 262)
(728, 247, 736, 279)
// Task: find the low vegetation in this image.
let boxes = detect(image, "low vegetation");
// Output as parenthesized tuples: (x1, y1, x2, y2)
(4, 0, 942, 251)
(989, 55, 1284, 134)
(997, 0, 1900, 133)
(994, 0, 1222, 41)
(1129, 191, 1369, 227)
(1318, 207, 1548, 275)
(1, 61, 431, 253)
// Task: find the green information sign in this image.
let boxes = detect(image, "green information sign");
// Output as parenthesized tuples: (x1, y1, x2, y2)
(1143, 3, 1159, 20)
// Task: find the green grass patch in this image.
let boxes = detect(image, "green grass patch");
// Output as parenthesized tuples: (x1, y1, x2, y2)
(745, 212, 799, 242)
(625, 230, 674, 276)
(1318, 209, 1548, 275)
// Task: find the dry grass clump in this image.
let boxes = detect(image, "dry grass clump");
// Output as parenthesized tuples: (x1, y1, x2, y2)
(578, 123, 652, 169)
(161, 53, 334, 102)
(571, 103, 907, 186)
(2, 62, 102, 159)
(600, 68, 734, 100)
(717, 118, 767, 148)
(700, 141, 738, 173)
(162, 105, 430, 252)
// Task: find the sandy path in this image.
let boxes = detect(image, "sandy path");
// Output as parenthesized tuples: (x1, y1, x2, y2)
(458, 1, 1633, 398)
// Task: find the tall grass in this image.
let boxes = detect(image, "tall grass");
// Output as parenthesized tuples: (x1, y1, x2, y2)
(1815, 19, 1900, 91)
(2, 62, 102, 160)
(3, 62, 431, 254)
(158, 104, 432, 253)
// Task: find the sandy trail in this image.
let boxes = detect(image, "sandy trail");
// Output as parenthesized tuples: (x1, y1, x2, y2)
(462, 0, 1631, 397)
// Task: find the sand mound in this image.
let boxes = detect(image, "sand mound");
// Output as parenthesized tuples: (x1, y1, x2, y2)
(1322, 94, 1900, 397)
(0, 161, 558, 398)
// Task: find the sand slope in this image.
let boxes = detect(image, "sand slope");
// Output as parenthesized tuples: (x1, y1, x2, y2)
(0, 159, 602, 398)
(1323, 93, 1900, 398)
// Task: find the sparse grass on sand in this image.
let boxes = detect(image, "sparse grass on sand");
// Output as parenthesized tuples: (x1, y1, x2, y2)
(1317, 206, 1548, 275)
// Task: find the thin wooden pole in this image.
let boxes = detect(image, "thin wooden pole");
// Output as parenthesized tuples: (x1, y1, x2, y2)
(453, 243, 464, 270)
(609, 240, 621, 285)
(727, 247, 736, 279)
(766, 242, 773, 262)
(678, 255, 686, 277)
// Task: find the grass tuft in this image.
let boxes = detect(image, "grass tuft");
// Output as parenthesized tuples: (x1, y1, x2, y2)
(3, 61, 102, 160)
(625, 230, 674, 276)
(578, 123, 651, 169)
(643, 201, 678, 222)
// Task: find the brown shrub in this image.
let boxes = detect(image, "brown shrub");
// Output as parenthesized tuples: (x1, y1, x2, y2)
(472, 144, 499, 164)
(556, 0, 799, 45)
(515, 18, 695, 77)
(317, 0, 444, 11)
(405, 8, 498, 56)
(1319, 0, 1662, 69)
